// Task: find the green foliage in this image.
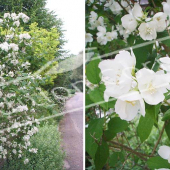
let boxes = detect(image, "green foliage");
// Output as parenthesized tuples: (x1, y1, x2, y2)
(86, 118, 104, 159)
(86, 58, 101, 84)
(147, 156, 170, 170)
(3, 124, 65, 170)
(137, 106, 155, 142)
(105, 117, 128, 141)
(27, 22, 60, 85)
(94, 141, 109, 170)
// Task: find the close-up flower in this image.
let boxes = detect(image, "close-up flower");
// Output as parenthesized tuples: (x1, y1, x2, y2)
(115, 91, 145, 121)
(99, 50, 136, 101)
(136, 68, 170, 105)
(138, 21, 157, 40)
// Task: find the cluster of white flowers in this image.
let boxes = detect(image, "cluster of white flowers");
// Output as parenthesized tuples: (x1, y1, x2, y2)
(121, 2, 169, 40)
(99, 50, 170, 121)
(0, 13, 42, 162)
(3, 12, 29, 25)
(88, 11, 104, 30)
(96, 26, 117, 45)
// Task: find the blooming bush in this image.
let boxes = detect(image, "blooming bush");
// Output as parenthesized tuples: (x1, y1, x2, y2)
(86, 0, 170, 169)
(0, 12, 49, 164)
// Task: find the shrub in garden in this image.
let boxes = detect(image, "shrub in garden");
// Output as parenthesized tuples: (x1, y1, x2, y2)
(86, 0, 170, 169)
(2, 124, 64, 170)
(0, 12, 53, 164)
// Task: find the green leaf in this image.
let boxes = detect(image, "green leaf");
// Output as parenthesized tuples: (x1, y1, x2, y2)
(89, 84, 108, 110)
(94, 141, 109, 170)
(165, 121, 170, 140)
(85, 94, 93, 110)
(105, 117, 128, 141)
(157, 31, 170, 47)
(86, 58, 101, 84)
(133, 38, 153, 69)
(162, 109, 170, 121)
(147, 156, 170, 170)
(86, 118, 105, 159)
(108, 117, 128, 134)
(109, 152, 118, 167)
(127, 34, 135, 46)
(86, 128, 98, 159)
(109, 152, 125, 167)
(137, 106, 155, 142)
(88, 118, 105, 139)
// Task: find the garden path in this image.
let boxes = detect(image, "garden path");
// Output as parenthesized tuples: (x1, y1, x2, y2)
(59, 92, 83, 170)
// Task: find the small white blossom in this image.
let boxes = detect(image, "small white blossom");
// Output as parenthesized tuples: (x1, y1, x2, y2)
(162, 0, 170, 18)
(24, 159, 29, 164)
(153, 12, 168, 32)
(13, 20, 20, 27)
(115, 91, 145, 121)
(158, 145, 170, 163)
(8, 71, 14, 77)
(136, 68, 170, 105)
(4, 13, 10, 19)
(160, 57, 170, 72)
(138, 21, 157, 40)
(85, 33, 93, 45)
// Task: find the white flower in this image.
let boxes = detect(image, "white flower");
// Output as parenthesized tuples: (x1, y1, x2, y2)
(89, 11, 98, 22)
(1, 137, 6, 142)
(29, 148, 38, 153)
(24, 159, 29, 164)
(98, 50, 136, 101)
(162, 0, 170, 18)
(0, 19, 3, 24)
(158, 145, 170, 163)
(116, 24, 124, 35)
(138, 21, 157, 40)
(4, 13, 10, 19)
(89, 12, 104, 30)
(22, 61, 30, 69)
(8, 71, 14, 77)
(153, 12, 168, 32)
(85, 33, 93, 44)
(23, 135, 30, 142)
(11, 13, 18, 20)
(115, 91, 145, 121)
(109, 1, 122, 15)
(160, 57, 170, 72)
(132, 3, 145, 21)
(9, 43, 19, 51)
(0, 42, 9, 52)
(19, 33, 31, 40)
(11, 59, 19, 65)
(106, 31, 118, 41)
(12, 149, 17, 154)
(97, 26, 108, 45)
(136, 68, 170, 105)
(0, 102, 4, 108)
(121, 14, 138, 33)
(13, 20, 20, 27)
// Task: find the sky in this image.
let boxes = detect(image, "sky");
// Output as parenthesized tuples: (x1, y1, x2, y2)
(46, 0, 84, 55)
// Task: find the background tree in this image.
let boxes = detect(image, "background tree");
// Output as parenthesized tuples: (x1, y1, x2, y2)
(0, 0, 66, 56)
